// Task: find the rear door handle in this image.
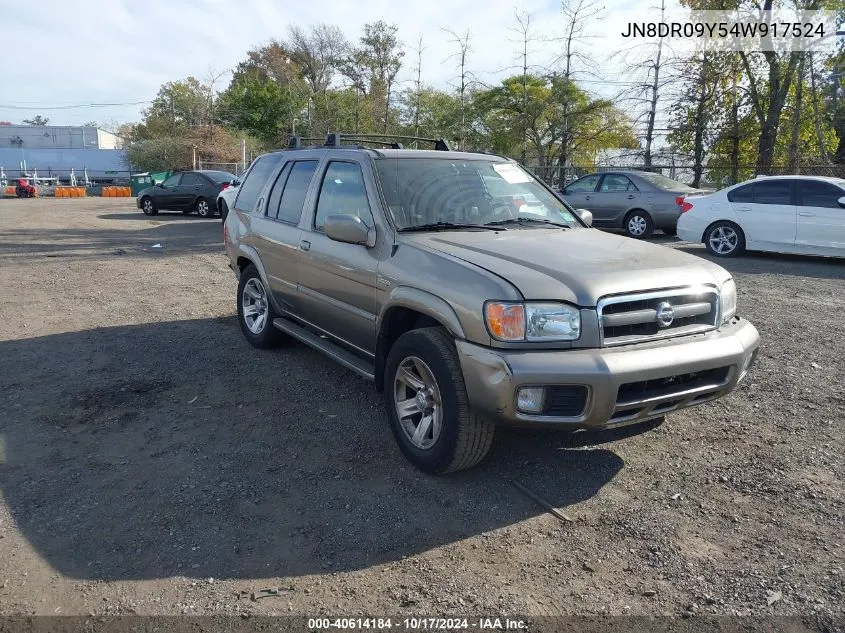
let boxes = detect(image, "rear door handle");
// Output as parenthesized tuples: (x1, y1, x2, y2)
(798, 211, 814, 217)
(585, 196, 591, 200)
(300, 240, 311, 251)
(736, 206, 751, 212)
(627, 194, 635, 199)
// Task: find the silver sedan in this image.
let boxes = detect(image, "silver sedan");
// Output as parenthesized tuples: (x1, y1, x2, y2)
(560, 170, 702, 238)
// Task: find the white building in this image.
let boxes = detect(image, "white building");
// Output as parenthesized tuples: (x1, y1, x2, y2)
(0, 125, 123, 150)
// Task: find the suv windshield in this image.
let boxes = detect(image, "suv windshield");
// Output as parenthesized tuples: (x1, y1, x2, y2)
(375, 158, 579, 230)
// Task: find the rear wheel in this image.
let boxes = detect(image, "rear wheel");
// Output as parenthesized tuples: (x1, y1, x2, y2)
(196, 198, 212, 217)
(624, 210, 654, 239)
(704, 221, 745, 257)
(662, 226, 677, 236)
(385, 327, 495, 474)
(141, 197, 157, 216)
(237, 265, 283, 348)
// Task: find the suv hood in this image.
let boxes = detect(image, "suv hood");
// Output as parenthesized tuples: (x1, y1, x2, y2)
(403, 228, 730, 305)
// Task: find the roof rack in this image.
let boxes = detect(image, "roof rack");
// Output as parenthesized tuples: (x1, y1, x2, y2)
(323, 132, 453, 151)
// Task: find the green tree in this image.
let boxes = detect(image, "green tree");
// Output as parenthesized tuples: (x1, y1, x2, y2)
(22, 115, 49, 125)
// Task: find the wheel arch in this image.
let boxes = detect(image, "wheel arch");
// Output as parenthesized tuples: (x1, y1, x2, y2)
(374, 288, 466, 392)
(234, 246, 284, 314)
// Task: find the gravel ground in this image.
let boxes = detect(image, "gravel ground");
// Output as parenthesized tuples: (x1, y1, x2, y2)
(0, 198, 842, 628)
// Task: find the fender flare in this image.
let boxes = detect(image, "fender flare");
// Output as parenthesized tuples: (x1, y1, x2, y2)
(236, 245, 285, 315)
(377, 286, 466, 339)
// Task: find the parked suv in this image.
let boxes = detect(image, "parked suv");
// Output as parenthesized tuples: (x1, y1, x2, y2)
(224, 134, 760, 474)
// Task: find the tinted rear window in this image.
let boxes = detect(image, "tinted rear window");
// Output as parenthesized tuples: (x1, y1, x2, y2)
(234, 155, 283, 213)
(728, 184, 753, 202)
(754, 180, 792, 205)
(204, 171, 237, 183)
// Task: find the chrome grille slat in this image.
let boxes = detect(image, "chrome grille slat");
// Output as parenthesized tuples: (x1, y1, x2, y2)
(597, 285, 719, 347)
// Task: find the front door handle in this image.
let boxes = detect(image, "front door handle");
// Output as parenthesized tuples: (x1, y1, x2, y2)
(798, 211, 814, 217)
(300, 240, 311, 251)
(585, 195, 591, 200)
(627, 194, 635, 199)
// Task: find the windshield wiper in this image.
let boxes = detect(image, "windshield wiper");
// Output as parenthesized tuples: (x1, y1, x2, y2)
(484, 217, 570, 229)
(399, 221, 507, 233)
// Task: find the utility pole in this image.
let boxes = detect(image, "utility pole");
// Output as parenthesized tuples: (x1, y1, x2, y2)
(192, 145, 197, 170)
(242, 139, 247, 173)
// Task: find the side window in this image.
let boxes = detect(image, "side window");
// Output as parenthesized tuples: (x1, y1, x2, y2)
(234, 154, 283, 214)
(753, 180, 793, 205)
(278, 160, 319, 223)
(265, 162, 292, 220)
(565, 174, 600, 194)
(314, 162, 372, 230)
(727, 184, 753, 203)
(797, 180, 844, 209)
(599, 174, 634, 192)
(181, 173, 201, 186)
(161, 174, 182, 187)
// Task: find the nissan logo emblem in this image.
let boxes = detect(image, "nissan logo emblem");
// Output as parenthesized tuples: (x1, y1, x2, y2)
(656, 301, 675, 328)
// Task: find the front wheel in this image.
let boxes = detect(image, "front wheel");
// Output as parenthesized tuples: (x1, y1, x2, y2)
(196, 198, 212, 218)
(624, 211, 654, 239)
(385, 327, 495, 474)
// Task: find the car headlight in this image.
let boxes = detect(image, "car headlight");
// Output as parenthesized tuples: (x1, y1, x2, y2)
(720, 279, 737, 324)
(485, 302, 581, 341)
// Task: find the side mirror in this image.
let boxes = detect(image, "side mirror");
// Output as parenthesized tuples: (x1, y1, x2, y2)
(576, 208, 593, 226)
(838, 196, 845, 209)
(232, 179, 240, 187)
(324, 214, 374, 246)
(156, 182, 163, 188)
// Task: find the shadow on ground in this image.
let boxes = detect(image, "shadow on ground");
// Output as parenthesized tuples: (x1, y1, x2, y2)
(0, 318, 638, 582)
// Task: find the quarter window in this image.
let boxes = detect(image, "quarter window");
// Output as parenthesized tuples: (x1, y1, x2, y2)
(161, 174, 182, 188)
(234, 154, 284, 214)
(315, 162, 372, 230)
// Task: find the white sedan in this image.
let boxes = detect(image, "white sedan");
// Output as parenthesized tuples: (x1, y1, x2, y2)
(677, 175, 845, 258)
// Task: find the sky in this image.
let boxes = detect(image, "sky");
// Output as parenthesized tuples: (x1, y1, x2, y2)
(0, 0, 680, 129)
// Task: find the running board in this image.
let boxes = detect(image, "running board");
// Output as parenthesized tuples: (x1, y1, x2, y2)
(272, 318, 375, 381)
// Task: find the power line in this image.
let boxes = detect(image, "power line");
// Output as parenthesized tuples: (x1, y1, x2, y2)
(0, 101, 151, 110)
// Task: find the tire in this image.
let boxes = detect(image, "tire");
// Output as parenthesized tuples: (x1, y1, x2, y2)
(385, 327, 495, 474)
(662, 226, 677, 236)
(624, 210, 654, 239)
(196, 198, 212, 218)
(236, 265, 283, 349)
(704, 221, 745, 257)
(219, 199, 229, 223)
(140, 196, 157, 216)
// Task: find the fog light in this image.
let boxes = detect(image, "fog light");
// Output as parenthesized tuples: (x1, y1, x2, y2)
(517, 387, 545, 413)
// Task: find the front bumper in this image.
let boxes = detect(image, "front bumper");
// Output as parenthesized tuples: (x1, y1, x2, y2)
(456, 317, 759, 429)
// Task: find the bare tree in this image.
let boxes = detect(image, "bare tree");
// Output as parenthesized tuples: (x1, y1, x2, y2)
(287, 24, 349, 95)
(556, 0, 604, 181)
(412, 34, 426, 141)
(442, 28, 473, 150)
(788, 54, 807, 172)
(512, 11, 533, 164)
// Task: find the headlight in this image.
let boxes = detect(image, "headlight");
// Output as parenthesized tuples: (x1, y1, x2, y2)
(720, 279, 737, 324)
(485, 302, 581, 341)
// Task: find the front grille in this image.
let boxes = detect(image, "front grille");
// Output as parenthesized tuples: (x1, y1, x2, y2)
(616, 366, 730, 405)
(598, 286, 719, 346)
(542, 386, 588, 417)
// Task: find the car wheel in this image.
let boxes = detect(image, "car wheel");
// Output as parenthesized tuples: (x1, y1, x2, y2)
(385, 327, 495, 474)
(704, 221, 745, 257)
(219, 199, 229, 223)
(662, 226, 677, 236)
(237, 265, 284, 348)
(624, 210, 654, 239)
(141, 197, 157, 216)
(196, 198, 212, 218)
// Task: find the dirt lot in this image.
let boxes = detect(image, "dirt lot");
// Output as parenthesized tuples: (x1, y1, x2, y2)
(0, 198, 843, 625)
